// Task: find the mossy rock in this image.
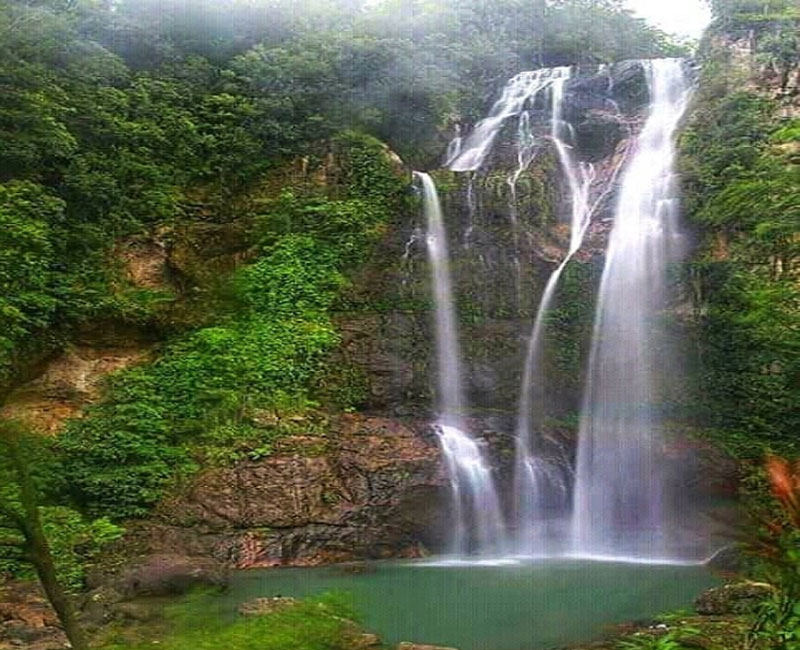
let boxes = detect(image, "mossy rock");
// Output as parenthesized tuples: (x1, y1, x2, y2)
(694, 582, 774, 615)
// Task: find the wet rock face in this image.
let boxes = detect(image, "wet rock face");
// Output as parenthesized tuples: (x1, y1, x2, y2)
(332, 313, 428, 412)
(566, 61, 648, 162)
(336, 62, 653, 425)
(109, 416, 447, 569)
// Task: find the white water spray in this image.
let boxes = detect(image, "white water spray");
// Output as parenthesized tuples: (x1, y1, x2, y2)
(570, 59, 692, 559)
(445, 66, 616, 551)
(447, 68, 571, 172)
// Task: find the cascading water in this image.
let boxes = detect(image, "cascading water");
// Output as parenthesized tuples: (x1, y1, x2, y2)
(570, 59, 692, 560)
(444, 65, 624, 553)
(513, 70, 598, 551)
(414, 171, 506, 557)
(432, 59, 702, 562)
(447, 68, 571, 173)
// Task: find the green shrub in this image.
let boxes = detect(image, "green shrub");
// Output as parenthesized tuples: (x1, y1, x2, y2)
(235, 234, 345, 317)
(0, 182, 64, 369)
(41, 508, 124, 592)
(58, 315, 339, 518)
(0, 429, 123, 590)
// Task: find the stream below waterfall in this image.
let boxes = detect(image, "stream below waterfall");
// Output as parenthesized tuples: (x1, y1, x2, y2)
(217, 560, 718, 650)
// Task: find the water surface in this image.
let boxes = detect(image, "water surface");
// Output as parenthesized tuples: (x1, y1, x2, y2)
(223, 558, 717, 650)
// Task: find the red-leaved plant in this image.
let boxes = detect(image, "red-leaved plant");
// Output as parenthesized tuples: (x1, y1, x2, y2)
(767, 457, 800, 522)
(746, 456, 800, 650)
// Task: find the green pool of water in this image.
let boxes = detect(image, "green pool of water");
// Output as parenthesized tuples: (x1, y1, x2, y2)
(220, 558, 718, 650)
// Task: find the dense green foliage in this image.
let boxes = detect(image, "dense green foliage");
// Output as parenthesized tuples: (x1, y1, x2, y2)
(680, 53, 799, 456)
(56, 132, 406, 518)
(0, 182, 63, 358)
(675, 10, 800, 647)
(0, 0, 685, 388)
(0, 4, 795, 650)
(681, 2, 799, 457)
(0, 0, 687, 522)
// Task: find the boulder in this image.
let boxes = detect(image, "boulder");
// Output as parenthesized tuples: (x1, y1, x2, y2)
(352, 633, 382, 649)
(80, 585, 124, 625)
(331, 314, 423, 411)
(574, 112, 627, 162)
(695, 582, 774, 615)
(115, 554, 228, 597)
(0, 582, 66, 650)
(705, 545, 745, 573)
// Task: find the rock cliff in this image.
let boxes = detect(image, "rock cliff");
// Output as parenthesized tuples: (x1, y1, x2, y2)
(95, 416, 446, 574)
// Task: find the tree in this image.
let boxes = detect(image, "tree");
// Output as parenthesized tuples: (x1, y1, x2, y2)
(0, 420, 89, 650)
(708, 0, 795, 19)
(758, 26, 800, 89)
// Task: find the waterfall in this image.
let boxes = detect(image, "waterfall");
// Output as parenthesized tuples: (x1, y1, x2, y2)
(513, 70, 597, 552)
(444, 65, 617, 554)
(447, 68, 571, 172)
(433, 59, 698, 562)
(570, 59, 692, 560)
(414, 171, 506, 557)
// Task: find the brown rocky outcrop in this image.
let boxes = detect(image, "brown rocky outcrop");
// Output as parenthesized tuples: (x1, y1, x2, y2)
(709, 29, 800, 117)
(0, 583, 65, 650)
(0, 344, 151, 434)
(115, 235, 171, 291)
(165, 220, 254, 288)
(99, 415, 446, 576)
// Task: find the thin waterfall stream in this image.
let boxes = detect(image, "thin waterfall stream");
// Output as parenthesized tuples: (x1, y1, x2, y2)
(414, 171, 506, 557)
(512, 69, 597, 551)
(447, 68, 571, 173)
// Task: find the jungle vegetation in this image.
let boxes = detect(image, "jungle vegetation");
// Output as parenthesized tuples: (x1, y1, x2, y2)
(0, 0, 797, 648)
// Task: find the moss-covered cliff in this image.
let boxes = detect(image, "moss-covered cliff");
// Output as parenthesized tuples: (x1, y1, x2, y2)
(680, 8, 799, 458)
